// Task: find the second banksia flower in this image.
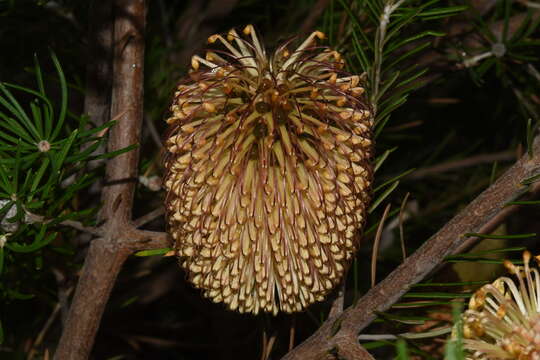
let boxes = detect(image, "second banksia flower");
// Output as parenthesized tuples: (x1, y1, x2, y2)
(164, 25, 373, 314)
(458, 251, 540, 359)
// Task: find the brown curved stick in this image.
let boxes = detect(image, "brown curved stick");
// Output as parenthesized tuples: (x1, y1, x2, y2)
(54, 1, 148, 358)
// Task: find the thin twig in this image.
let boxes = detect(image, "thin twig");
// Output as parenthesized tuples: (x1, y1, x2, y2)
(358, 326, 451, 341)
(261, 330, 267, 360)
(144, 114, 163, 149)
(399, 192, 410, 261)
(462, 50, 494, 68)
(133, 206, 165, 228)
(328, 281, 346, 319)
(26, 292, 70, 360)
(264, 333, 277, 360)
(25, 210, 103, 236)
(288, 316, 296, 352)
(511, 82, 540, 121)
(516, 0, 540, 9)
(371, 0, 406, 114)
(59, 220, 102, 236)
(51, 269, 72, 325)
(299, 0, 332, 34)
(371, 203, 391, 288)
(34, 304, 61, 348)
(406, 150, 515, 180)
(527, 64, 540, 82)
(123, 228, 171, 251)
(172, 0, 239, 68)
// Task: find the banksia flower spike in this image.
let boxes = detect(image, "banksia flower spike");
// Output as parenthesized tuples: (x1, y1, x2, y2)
(164, 25, 373, 315)
(457, 251, 540, 359)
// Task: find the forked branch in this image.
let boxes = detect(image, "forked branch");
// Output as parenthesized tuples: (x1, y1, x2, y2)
(53, 1, 156, 359)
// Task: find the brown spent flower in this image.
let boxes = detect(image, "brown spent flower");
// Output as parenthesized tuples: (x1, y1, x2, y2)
(164, 25, 373, 315)
(457, 251, 540, 359)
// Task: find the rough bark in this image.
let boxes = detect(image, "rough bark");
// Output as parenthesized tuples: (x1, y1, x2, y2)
(54, 1, 153, 359)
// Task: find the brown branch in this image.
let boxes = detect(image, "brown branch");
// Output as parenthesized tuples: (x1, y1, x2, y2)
(100, 0, 146, 225)
(123, 228, 170, 252)
(27, 284, 73, 360)
(24, 211, 103, 236)
(333, 336, 375, 360)
(58, 220, 102, 237)
(133, 206, 165, 228)
(328, 281, 346, 319)
(371, 203, 391, 288)
(406, 150, 515, 180)
(54, 1, 147, 359)
(282, 136, 540, 359)
(54, 239, 131, 359)
(452, 195, 532, 255)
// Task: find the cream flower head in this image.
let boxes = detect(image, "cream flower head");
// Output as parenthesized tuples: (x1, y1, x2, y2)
(164, 25, 373, 315)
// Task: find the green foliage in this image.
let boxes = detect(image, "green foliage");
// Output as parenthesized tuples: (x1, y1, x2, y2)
(325, 0, 467, 258)
(443, 302, 464, 360)
(133, 248, 171, 257)
(334, 0, 465, 126)
(396, 339, 410, 359)
(326, 1, 540, 358)
(326, 0, 467, 302)
(461, 0, 540, 158)
(0, 53, 132, 346)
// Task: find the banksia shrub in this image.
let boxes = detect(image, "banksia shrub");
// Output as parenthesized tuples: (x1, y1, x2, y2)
(457, 251, 540, 359)
(164, 25, 373, 314)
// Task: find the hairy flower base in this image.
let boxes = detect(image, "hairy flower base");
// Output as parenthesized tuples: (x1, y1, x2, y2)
(459, 251, 540, 359)
(164, 25, 373, 314)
